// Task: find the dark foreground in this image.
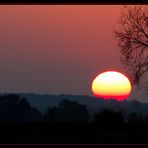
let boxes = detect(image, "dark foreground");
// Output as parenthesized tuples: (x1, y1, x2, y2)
(0, 123, 147, 144)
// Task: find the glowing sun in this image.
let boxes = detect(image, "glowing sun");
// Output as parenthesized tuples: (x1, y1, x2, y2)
(92, 71, 132, 101)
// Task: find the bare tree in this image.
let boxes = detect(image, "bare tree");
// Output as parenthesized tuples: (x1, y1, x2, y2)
(114, 6, 148, 84)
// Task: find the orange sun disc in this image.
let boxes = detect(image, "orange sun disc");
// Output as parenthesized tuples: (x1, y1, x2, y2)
(91, 71, 132, 101)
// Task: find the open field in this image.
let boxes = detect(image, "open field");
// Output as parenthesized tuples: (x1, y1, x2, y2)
(0, 123, 147, 144)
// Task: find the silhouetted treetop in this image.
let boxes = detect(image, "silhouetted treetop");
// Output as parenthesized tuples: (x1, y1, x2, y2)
(0, 94, 42, 122)
(42, 99, 89, 122)
(114, 6, 148, 84)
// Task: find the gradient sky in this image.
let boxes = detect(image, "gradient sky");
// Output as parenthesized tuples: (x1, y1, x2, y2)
(0, 5, 147, 102)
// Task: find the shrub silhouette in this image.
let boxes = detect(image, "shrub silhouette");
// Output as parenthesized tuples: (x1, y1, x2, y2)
(127, 112, 144, 123)
(94, 108, 124, 125)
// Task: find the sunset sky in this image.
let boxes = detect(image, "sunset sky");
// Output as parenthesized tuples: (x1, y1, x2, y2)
(0, 5, 147, 102)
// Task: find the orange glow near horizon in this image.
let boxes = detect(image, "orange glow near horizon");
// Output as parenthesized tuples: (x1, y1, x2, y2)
(92, 71, 132, 101)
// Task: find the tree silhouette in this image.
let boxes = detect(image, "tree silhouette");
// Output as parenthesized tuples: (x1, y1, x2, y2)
(143, 114, 148, 123)
(42, 99, 89, 122)
(94, 108, 124, 125)
(0, 94, 42, 122)
(58, 99, 89, 122)
(42, 106, 58, 122)
(127, 112, 144, 123)
(127, 112, 138, 123)
(114, 6, 148, 84)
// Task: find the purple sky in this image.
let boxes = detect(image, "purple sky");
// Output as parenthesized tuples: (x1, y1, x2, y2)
(0, 5, 147, 102)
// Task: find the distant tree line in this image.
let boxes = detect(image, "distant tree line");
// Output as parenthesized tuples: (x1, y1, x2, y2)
(0, 94, 148, 124)
(0, 94, 41, 122)
(42, 99, 89, 122)
(0, 94, 89, 123)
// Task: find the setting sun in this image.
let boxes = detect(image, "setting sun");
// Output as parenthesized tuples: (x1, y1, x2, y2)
(92, 71, 132, 101)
